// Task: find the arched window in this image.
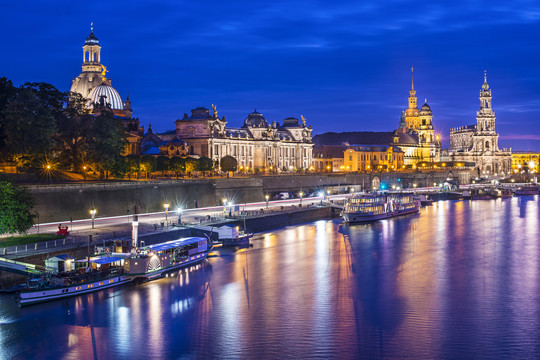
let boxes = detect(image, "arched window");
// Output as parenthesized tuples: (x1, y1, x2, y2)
(485, 141, 490, 150)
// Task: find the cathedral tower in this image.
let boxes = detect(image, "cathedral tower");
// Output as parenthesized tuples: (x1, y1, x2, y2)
(473, 71, 499, 153)
(404, 67, 420, 130)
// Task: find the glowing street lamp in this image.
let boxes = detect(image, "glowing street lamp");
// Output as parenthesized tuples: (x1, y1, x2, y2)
(299, 191, 304, 206)
(176, 208, 182, 224)
(164, 202, 170, 221)
(318, 191, 324, 205)
(265, 194, 269, 209)
(90, 208, 96, 229)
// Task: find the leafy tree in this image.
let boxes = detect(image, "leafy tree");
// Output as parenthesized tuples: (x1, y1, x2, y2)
(220, 155, 238, 172)
(3, 86, 58, 162)
(87, 110, 127, 179)
(185, 157, 198, 176)
(55, 92, 93, 170)
(156, 156, 170, 176)
(0, 77, 16, 158)
(0, 180, 36, 235)
(140, 156, 157, 179)
(170, 157, 186, 179)
(126, 155, 140, 180)
(197, 156, 213, 176)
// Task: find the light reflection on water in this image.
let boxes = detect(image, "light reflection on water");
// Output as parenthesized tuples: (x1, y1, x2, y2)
(0, 196, 539, 359)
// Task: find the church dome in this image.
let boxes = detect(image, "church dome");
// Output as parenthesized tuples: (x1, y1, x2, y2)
(85, 30, 99, 46)
(243, 109, 268, 128)
(420, 101, 432, 115)
(88, 84, 124, 110)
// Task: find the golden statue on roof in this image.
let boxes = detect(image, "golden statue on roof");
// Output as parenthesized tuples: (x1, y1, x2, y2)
(301, 115, 306, 126)
(100, 64, 108, 79)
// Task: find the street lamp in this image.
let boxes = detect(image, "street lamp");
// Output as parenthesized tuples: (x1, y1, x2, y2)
(90, 208, 96, 229)
(299, 191, 304, 206)
(176, 208, 182, 225)
(318, 191, 324, 205)
(164, 202, 170, 221)
(265, 194, 269, 209)
(83, 165, 87, 182)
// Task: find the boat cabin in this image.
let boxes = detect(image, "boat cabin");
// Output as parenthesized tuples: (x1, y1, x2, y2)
(45, 254, 75, 273)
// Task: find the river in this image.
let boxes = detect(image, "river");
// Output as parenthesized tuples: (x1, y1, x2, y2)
(1, 196, 539, 359)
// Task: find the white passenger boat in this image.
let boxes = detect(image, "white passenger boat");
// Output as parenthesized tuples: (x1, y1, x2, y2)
(124, 237, 209, 279)
(18, 255, 132, 306)
(343, 192, 420, 223)
(18, 237, 209, 306)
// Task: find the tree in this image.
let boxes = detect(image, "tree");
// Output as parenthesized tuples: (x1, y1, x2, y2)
(140, 156, 157, 179)
(185, 157, 198, 176)
(170, 157, 186, 179)
(0, 180, 36, 235)
(55, 92, 93, 171)
(156, 156, 170, 176)
(3, 86, 58, 163)
(220, 155, 238, 172)
(197, 156, 213, 176)
(0, 77, 16, 159)
(87, 110, 127, 179)
(126, 155, 140, 180)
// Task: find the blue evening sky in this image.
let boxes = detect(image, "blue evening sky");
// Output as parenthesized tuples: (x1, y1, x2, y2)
(2, 1, 540, 150)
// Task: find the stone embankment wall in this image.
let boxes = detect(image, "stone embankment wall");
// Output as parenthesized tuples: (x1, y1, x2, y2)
(27, 171, 470, 222)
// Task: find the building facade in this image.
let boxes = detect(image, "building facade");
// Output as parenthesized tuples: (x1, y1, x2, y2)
(399, 68, 441, 165)
(511, 151, 539, 173)
(343, 145, 404, 172)
(444, 72, 512, 176)
(172, 106, 313, 172)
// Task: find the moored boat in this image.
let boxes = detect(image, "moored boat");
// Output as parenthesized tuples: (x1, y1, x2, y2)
(343, 192, 420, 223)
(18, 255, 132, 306)
(514, 186, 539, 195)
(124, 237, 209, 279)
(18, 237, 209, 306)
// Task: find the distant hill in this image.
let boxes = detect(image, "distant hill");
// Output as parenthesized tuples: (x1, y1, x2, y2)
(313, 131, 395, 146)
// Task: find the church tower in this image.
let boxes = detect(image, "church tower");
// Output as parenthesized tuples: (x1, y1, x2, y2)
(472, 71, 499, 153)
(70, 23, 107, 98)
(404, 67, 420, 130)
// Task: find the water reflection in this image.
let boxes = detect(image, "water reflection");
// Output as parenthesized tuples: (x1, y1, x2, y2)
(0, 197, 539, 358)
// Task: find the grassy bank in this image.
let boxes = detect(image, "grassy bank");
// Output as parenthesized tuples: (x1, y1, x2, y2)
(0, 234, 66, 248)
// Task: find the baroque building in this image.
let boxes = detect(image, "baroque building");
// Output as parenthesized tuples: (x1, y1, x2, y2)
(397, 68, 441, 165)
(443, 72, 512, 176)
(70, 25, 143, 155)
(172, 106, 313, 171)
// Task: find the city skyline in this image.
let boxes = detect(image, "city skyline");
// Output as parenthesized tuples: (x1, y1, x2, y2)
(2, 1, 540, 150)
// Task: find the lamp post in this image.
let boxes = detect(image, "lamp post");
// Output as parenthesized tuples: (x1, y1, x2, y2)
(177, 208, 182, 225)
(83, 165, 87, 182)
(265, 194, 269, 209)
(164, 202, 170, 221)
(299, 191, 303, 206)
(319, 191, 324, 205)
(90, 208, 96, 229)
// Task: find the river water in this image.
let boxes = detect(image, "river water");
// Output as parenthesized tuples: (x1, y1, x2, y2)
(1, 196, 539, 359)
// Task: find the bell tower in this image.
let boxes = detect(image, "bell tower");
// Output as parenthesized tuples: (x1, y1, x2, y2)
(82, 23, 102, 73)
(71, 23, 106, 98)
(404, 67, 420, 130)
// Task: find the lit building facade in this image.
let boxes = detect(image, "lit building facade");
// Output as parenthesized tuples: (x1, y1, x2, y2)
(511, 151, 539, 173)
(399, 68, 441, 165)
(343, 145, 404, 172)
(443, 72, 512, 176)
(173, 107, 313, 172)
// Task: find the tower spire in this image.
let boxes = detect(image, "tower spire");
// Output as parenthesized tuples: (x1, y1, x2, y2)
(411, 67, 414, 90)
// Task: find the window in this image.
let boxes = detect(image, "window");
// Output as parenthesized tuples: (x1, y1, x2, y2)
(349, 155, 352, 161)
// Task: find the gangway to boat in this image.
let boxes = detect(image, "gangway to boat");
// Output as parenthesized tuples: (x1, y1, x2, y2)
(0, 256, 48, 277)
